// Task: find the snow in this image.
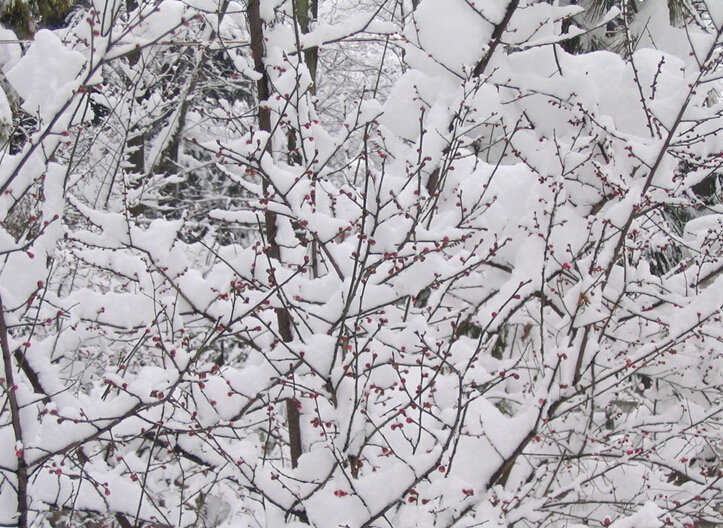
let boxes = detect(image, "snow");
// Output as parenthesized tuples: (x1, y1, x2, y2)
(509, 4, 585, 47)
(610, 503, 665, 528)
(380, 70, 439, 140)
(136, 0, 187, 42)
(6, 30, 85, 119)
(704, 0, 723, 26)
(404, 0, 493, 77)
(631, 0, 710, 63)
(300, 14, 395, 49)
(1, 0, 722, 527)
(0, 28, 21, 72)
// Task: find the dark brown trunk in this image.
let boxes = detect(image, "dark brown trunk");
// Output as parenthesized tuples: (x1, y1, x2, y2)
(0, 296, 28, 528)
(248, 0, 304, 474)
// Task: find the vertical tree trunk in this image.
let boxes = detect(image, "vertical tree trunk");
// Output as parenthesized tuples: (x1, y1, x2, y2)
(247, 0, 303, 473)
(126, 131, 145, 175)
(290, 0, 320, 278)
(294, 0, 318, 90)
(248, 0, 272, 134)
(0, 297, 28, 528)
(124, 46, 145, 176)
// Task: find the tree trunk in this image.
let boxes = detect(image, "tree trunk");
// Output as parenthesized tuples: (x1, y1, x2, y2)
(248, 0, 303, 475)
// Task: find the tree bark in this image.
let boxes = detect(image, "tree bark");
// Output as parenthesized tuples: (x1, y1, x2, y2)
(248, 0, 303, 474)
(0, 296, 28, 528)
